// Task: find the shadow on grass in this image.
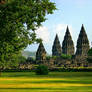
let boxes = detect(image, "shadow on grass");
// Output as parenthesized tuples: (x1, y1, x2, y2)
(0, 86, 92, 90)
(1, 72, 92, 78)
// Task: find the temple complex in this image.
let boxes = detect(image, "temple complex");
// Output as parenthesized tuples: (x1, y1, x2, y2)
(36, 25, 90, 67)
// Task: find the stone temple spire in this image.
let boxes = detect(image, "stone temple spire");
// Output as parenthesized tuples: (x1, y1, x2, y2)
(76, 24, 90, 57)
(52, 34, 62, 56)
(62, 26, 74, 55)
(36, 42, 46, 61)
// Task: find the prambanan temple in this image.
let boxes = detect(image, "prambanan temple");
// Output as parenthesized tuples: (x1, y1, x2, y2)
(36, 24, 91, 67)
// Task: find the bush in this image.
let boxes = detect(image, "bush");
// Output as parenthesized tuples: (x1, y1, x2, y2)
(52, 56, 58, 59)
(60, 54, 72, 59)
(46, 56, 52, 60)
(35, 65, 49, 75)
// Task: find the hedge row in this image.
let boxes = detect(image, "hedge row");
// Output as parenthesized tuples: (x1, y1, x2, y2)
(1, 67, 92, 72)
(49, 67, 92, 72)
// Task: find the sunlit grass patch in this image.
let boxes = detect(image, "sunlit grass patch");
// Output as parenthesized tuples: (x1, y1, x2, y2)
(0, 83, 92, 89)
(0, 72, 92, 92)
(0, 77, 92, 84)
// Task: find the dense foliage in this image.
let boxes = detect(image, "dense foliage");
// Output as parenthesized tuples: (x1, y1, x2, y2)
(52, 54, 72, 60)
(60, 54, 72, 59)
(36, 65, 49, 75)
(87, 48, 92, 63)
(26, 57, 35, 64)
(0, 54, 26, 70)
(46, 56, 52, 60)
(88, 48, 92, 56)
(0, 0, 56, 68)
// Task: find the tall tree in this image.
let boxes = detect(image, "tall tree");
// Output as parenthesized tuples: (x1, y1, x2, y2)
(0, 0, 56, 69)
(87, 48, 92, 63)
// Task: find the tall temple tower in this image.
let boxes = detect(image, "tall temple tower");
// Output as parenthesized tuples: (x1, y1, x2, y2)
(62, 26, 75, 55)
(52, 34, 62, 56)
(76, 24, 90, 57)
(36, 42, 46, 62)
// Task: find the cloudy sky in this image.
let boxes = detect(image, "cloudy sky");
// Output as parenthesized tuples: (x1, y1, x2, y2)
(25, 0, 92, 54)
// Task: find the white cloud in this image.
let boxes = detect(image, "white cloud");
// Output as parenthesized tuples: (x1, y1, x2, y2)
(35, 26, 50, 44)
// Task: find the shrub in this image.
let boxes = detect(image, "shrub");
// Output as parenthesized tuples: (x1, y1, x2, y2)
(60, 54, 72, 59)
(35, 65, 49, 75)
(52, 56, 58, 59)
(46, 56, 52, 60)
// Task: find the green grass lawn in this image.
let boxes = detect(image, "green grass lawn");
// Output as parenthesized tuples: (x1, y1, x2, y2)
(0, 72, 92, 92)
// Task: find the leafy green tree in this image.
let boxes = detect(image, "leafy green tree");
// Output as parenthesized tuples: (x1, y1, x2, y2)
(0, 53, 26, 70)
(0, 0, 56, 68)
(87, 48, 92, 63)
(26, 57, 36, 64)
(88, 48, 92, 56)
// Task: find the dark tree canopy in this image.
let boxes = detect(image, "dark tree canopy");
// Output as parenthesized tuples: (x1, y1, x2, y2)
(87, 48, 92, 63)
(0, 0, 56, 68)
(88, 48, 92, 56)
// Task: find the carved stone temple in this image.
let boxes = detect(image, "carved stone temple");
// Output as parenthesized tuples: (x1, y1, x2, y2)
(73, 24, 90, 66)
(36, 25, 91, 67)
(36, 42, 46, 64)
(52, 34, 62, 56)
(76, 24, 90, 57)
(62, 26, 74, 55)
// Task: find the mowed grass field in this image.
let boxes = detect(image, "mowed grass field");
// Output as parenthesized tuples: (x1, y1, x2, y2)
(0, 72, 92, 92)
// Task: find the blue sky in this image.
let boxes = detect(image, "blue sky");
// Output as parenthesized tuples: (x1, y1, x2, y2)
(25, 0, 92, 54)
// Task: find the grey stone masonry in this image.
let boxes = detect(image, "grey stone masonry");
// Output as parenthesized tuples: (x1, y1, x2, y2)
(62, 26, 75, 55)
(52, 34, 62, 56)
(76, 24, 90, 57)
(36, 42, 46, 61)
